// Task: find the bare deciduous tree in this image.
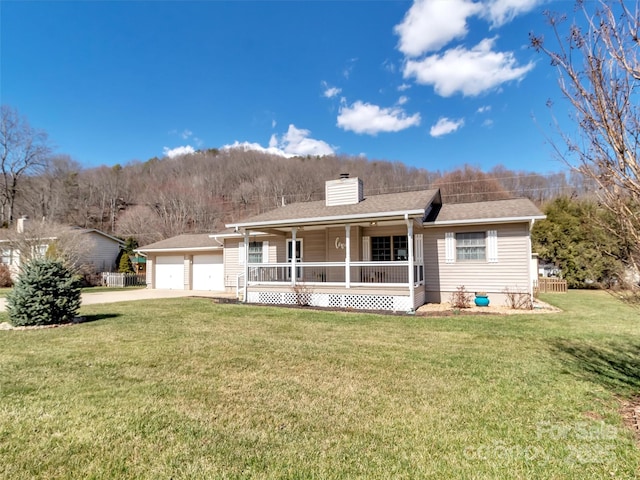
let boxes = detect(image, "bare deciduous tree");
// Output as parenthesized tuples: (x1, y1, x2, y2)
(434, 165, 511, 203)
(0, 105, 51, 226)
(530, 0, 640, 270)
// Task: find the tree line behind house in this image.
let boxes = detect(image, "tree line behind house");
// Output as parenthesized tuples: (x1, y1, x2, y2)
(1, 103, 636, 289)
(14, 148, 591, 245)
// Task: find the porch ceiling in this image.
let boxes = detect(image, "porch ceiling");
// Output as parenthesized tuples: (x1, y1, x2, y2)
(245, 217, 419, 233)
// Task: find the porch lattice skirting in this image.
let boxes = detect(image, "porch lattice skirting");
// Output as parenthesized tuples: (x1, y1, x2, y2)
(247, 291, 413, 312)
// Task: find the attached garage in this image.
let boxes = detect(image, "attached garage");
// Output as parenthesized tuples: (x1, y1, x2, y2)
(192, 253, 225, 291)
(137, 233, 229, 292)
(155, 255, 184, 290)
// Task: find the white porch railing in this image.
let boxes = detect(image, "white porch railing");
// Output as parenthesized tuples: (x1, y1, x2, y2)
(246, 261, 424, 287)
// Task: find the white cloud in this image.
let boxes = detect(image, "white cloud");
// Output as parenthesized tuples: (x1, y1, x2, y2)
(277, 124, 335, 156)
(482, 118, 494, 127)
(403, 37, 534, 97)
(477, 105, 492, 113)
(181, 129, 193, 140)
(163, 145, 195, 158)
(429, 117, 465, 137)
(337, 101, 421, 135)
(322, 82, 342, 98)
(397, 96, 409, 105)
(394, 0, 482, 56)
(483, 0, 543, 27)
(223, 124, 335, 158)
(398, 83, 411, 91)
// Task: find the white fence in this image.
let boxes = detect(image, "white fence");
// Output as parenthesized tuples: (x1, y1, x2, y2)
(101, 272, 146, 288)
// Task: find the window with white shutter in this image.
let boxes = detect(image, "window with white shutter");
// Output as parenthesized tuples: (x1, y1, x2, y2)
(362, 236, 371, 261)
(455, 232, 486, 261)
(445, 232, 455, 264)
(238, 241, 245, 264)
(487, 230, 498, 263)
(414, 234, 424, 263)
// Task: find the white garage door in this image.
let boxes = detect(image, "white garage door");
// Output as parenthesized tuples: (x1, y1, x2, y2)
(193, 253, 224, 291)
(155, 255, 184, 290)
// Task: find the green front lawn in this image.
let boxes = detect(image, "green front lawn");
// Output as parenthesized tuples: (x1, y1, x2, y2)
(0, 286, 145, 298)
(0, 291, 638, 479)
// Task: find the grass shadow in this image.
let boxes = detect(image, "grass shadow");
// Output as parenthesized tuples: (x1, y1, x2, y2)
(551, 338, 640, 396)
(75, 313, 122, 324)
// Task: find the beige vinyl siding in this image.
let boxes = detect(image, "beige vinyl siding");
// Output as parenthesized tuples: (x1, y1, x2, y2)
(83, 232, 122, 272)
(326, 226, 361, 262)
(423, 223, 531, 301)
(325, 177, 363, 206)
(295, 231, 324, 262)
(224, 238, 243, 288)
(224, 235, 281, 287)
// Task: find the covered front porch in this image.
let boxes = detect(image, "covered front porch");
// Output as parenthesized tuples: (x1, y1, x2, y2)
(236, 220, 426, 312)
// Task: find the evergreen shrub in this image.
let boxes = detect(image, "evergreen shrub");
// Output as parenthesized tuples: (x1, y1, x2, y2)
(7, 258, 81, 327)
(118, 254, 134, 274)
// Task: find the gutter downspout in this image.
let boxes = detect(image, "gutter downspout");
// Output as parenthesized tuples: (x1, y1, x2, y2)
(529, 218, 536, 301)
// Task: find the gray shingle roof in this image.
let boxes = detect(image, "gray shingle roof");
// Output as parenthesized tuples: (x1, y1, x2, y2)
(228, 189, 441, 227)
(430, 198, 544, 223)
(137, 233, 222, 251)
(0, 225, 124, 243)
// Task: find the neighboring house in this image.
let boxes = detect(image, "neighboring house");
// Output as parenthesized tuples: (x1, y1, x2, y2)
(138, 175, 545, 312)
(0, 219, 125, 275)
(538, 260, 561, 278)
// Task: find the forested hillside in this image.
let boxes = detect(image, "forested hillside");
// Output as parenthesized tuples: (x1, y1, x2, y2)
(13, 148, 590, 245)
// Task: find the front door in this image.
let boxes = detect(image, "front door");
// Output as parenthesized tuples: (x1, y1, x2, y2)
(286, 239, 302, 280)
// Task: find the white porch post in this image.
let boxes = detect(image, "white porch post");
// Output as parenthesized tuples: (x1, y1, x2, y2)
(243, 230, 249, 303)
(345, 224, 351, 288)
(291, 227, 297, 287)
(407, 219, 415, 310)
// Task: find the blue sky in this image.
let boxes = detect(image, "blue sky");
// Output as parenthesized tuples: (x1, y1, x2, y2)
(2, 0, 573, 173)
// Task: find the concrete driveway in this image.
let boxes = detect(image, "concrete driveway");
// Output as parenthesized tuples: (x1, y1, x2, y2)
(0, 288, 236, 312)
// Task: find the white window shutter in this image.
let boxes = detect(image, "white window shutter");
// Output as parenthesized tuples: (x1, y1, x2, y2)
(262, 241, 269, 263)
(445, 232, 455, 264)
(238, 241, 245, 264)
(362, 236, 371, 261)
(414, 234, 424, 263)
(487, 230, 498, 263)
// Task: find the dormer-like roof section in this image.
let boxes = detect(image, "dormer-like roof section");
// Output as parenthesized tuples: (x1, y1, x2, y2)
(227, 189, 442, 229)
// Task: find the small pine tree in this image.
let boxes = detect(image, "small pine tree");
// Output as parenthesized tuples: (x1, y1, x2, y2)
(118, 253, 134, 273)
(7, 258, 81, 327)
